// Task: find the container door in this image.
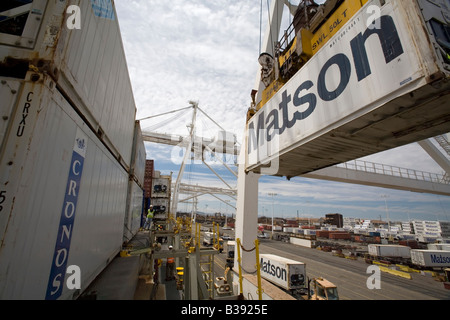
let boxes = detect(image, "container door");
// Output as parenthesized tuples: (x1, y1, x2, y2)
(0, 0, 48, 48)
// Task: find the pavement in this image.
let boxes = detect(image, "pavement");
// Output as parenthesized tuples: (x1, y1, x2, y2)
(79, 230, 181, 300)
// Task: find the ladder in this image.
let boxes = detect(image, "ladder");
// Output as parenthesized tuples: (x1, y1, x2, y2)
(199, 254, 214, 299)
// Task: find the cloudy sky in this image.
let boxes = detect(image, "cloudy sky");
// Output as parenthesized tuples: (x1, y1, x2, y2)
(114, 0, 450, 223)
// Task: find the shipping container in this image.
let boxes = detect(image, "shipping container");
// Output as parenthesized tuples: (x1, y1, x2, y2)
(0, 75, 134, 300)
(123, 180, 144, 243)
(290, 237, 314, 248)
(399, 240, 420, 249)
(368, 244, 411, 259)
(410, 250, 450, 268)
(151, 198, 169, 220)
(246, 0, 450, 177)
(129, 121, 146, 188)
(259, 254, 307, 291)
(0, 0, 137, 170)
(329, 233, 351, 240)
(144, 160, 154, 198)
(152, 176, 171, 198)
(427, 244, 450, 251)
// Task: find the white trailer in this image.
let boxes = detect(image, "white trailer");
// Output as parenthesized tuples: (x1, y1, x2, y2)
(259, 254, 307, 291)
(368, 244, 411, 259)
(411, 250, 450, 268)
(246, 0, 450, 177)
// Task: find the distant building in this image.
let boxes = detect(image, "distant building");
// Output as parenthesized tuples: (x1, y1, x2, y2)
(325, 213, 343, 228)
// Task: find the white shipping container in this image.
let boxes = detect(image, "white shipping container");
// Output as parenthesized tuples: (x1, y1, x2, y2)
(368, 245, 411, 258)
(151, 198, 169, 215)
(246, 0, 450, 177)
(259, 254, 307, 291)
(130, 121, 146, 188)
(0, 0, 137, 170)
(0, 75, 134, 300)
(123, 180, 144, 243)
(290, 237, 313, 248)
(152, 177, 170, 198)
(427, 244, 450, 251)
(417, 235, 439, 243)
(411, 250, 450, 268)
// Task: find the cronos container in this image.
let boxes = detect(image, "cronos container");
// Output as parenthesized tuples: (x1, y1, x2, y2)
(0, 0, 136, 170)
(0, 75, 131, 300)
(259, 254, 307, 291)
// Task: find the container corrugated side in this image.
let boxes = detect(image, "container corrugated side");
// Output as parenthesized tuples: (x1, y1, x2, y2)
(0, 0, 137, 170)
(55, 0, 137, 170)
(123, 179, 144, 243)
(411, 250, 450, 267)
(130, 121, 146, 188)
(0, 75, 131, 300)
(368, 244, 411, 258)
(246, 0, 450, 177)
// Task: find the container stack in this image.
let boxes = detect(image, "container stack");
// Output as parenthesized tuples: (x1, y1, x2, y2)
(0, 1, 145, 300)
(151, 171, 172, 221)
(143, 159, 155, 218)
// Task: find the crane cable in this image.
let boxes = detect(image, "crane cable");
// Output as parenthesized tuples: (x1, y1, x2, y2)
(259, 0, 276, 58)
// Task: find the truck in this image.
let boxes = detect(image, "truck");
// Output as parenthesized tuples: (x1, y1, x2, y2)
(246, 0, 450, 178)
(309, 278, 339, 301)
(368, 244, 411, 259)
(203, 232, 224, 253)
(410, 250, 450, 268)
(259, 254, 307, 292)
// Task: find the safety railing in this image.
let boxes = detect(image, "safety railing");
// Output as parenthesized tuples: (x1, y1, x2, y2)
(336, 160, 449, 184)
(236, 238, 263, 300)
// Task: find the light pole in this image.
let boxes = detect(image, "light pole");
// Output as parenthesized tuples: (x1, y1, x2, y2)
(268, 193, 278, 238)
(381, 195, 391, 232)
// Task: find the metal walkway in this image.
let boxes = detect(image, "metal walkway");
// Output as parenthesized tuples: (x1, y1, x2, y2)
(304, 159, 450, 196)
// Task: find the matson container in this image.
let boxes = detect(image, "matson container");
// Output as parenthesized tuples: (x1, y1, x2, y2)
(259, 254, 307, 291)
(411, 250, 450, 268)
(368, 244, 411, 259)
(0, 75, 132, 300)
(0, 0, 137, 171)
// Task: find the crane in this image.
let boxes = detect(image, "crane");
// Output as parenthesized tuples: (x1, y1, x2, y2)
(235, 0, 450, 274)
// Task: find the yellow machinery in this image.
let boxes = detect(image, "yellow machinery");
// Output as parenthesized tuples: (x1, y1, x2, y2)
(309, 277, 339, 300)
(249, 0, 369, 119)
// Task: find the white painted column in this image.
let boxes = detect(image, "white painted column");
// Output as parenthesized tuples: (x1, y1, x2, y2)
(234, 143, 260, 273)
